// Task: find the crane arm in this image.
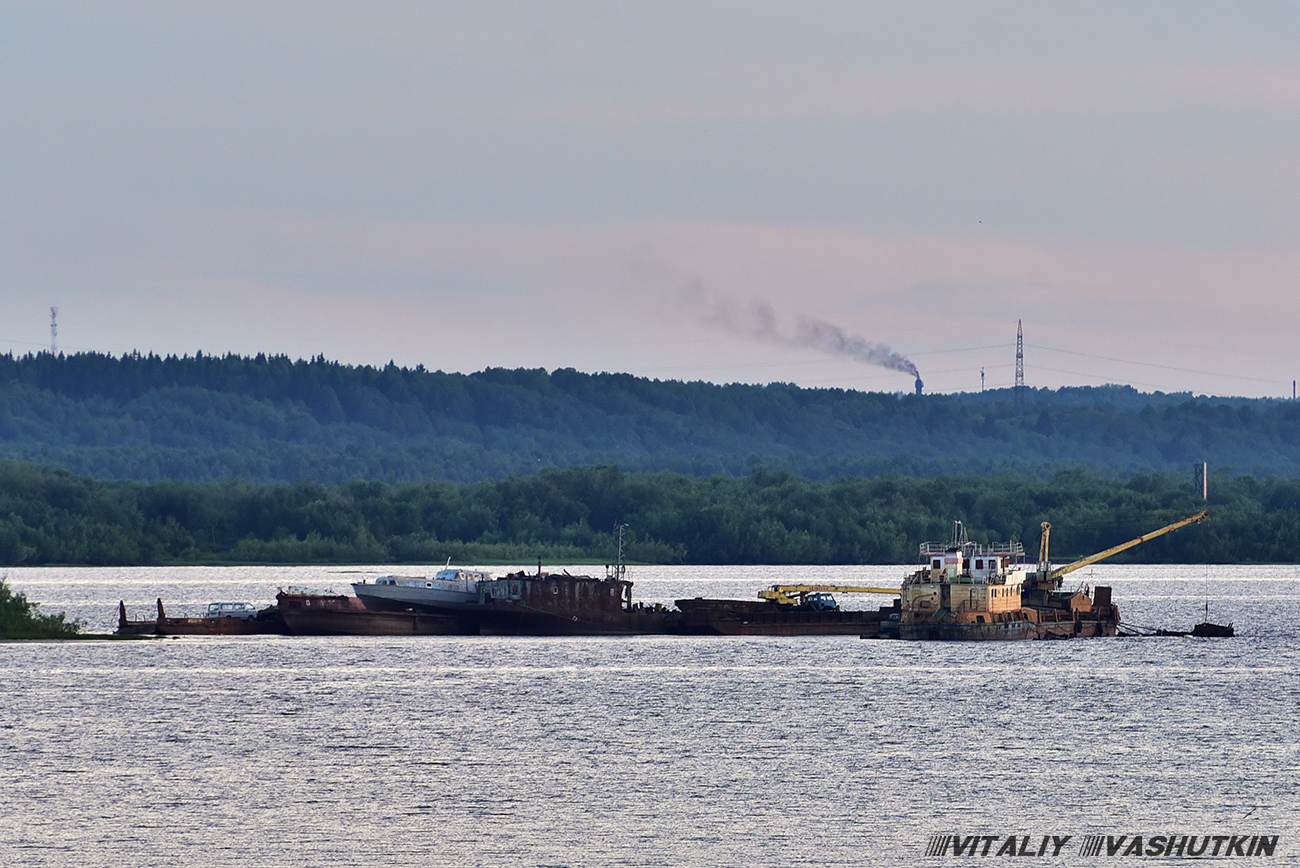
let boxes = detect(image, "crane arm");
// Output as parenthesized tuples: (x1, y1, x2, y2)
(1047, 510, 1209, 581)
(758, 584, 901, 606)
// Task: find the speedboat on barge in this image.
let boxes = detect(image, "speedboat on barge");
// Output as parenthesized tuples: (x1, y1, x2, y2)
(352, 566, 494, 613)
(894, 511, 1209, 641)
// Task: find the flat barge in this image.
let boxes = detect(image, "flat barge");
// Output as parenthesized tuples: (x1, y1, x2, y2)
(673, 593, 900, 636)
(117, 599, 286, 636)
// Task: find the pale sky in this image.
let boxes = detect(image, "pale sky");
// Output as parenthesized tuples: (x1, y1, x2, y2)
(3, 2, 1299, 397)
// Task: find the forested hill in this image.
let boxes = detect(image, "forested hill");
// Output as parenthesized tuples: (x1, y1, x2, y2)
(2, 351, 1299, 483)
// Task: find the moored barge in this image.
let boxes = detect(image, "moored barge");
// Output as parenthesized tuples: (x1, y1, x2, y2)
(673, 587, 901, 636)
(117, 598, 286, 636)
(277, 589, 475, 636)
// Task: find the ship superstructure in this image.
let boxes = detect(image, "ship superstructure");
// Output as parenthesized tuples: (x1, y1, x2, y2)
(899, 522, 1039, 639)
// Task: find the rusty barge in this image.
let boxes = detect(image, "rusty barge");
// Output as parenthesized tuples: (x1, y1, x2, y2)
(349, 566, 901, 636)
(276, 589, 477, 635)
(117, 599, 286, 636)
(673, 585, 901, 636)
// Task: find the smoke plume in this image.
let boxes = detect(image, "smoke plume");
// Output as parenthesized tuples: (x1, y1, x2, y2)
(702, 296, 922, 390)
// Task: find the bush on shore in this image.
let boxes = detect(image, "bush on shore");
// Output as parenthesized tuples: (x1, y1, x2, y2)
(0, 577, 81, 638)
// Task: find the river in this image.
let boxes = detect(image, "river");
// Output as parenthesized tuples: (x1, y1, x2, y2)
(2, 564, 1297, 866)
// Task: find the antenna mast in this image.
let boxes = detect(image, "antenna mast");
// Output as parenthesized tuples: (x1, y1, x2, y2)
(50, 306, 58, 354)
(607, 522, 628, 582)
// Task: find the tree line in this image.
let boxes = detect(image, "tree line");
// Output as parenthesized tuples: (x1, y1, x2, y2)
(0, 461, 1291, 566)
(3, 351, 1300, 482)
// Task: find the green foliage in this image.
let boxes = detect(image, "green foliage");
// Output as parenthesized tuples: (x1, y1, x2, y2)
(0, 460, 1289, 566)
(0, 576, 81, 638)
(1, 353, 1296, 565)
(3, 353, 1300, 482)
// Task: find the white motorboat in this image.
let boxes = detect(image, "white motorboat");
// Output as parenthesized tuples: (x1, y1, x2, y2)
(352, 567, 494, 612)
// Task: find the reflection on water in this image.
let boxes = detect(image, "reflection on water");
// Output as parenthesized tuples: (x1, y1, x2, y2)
(1, 566, 1297, 866)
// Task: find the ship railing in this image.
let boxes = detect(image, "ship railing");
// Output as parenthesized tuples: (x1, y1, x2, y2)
(917, 541, 1025, 559)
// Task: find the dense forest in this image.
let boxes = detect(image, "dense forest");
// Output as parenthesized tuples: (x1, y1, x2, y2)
(3, 351, 1300, 482)
(0, 461, 1292, 567)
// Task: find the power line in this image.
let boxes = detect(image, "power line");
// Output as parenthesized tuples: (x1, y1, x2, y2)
(1026, 343, 1282, 385)
(1029, 363, 1201, 392)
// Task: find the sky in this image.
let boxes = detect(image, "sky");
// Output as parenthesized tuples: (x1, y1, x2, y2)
(3, 1, 1300, 397)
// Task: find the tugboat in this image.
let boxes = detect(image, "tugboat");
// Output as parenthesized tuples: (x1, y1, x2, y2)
(896, 511, 1209, 641)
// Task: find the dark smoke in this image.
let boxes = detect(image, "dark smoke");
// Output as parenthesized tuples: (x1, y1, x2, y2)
(703, 296, 923, 390)
(793, 317, 920, 378)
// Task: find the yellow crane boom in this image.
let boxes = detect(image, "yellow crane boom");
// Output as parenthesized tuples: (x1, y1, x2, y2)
(759, 584, 901, 606)
(1046, 510, 1209, 582)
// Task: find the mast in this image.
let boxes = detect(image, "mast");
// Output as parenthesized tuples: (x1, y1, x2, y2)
(607, 522, 628, 582)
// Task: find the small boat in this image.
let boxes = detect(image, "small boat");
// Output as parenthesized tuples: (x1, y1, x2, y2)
(1153, 622, 1235, 638)
(1155, 599, 1236, 638)
(352, 566, 494, 613)
(1192, 599, 1235, 636)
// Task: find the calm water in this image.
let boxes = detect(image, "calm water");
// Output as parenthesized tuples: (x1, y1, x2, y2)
(2, 565, 1297, 866)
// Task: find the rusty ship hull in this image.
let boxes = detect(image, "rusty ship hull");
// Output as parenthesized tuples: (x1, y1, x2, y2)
(672, 597, 898, 636)
(469, 571, 671, 635)
(276, 591, 477, 636)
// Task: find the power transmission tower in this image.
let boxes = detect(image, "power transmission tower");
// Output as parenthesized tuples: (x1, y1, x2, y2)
(50, 307, 58, 355)
(1014, 319, 1024, 407)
